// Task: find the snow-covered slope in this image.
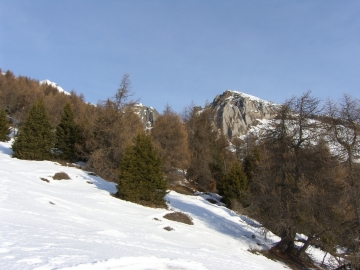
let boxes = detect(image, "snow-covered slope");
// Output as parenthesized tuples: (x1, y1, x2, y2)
(0, 140, 290, 270)
(39, 79, 71, 95)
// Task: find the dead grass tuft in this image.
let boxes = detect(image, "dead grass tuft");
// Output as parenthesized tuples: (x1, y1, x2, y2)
(163, 211, 193, 225)
(52, 172, 71, 180)
(40, 177, 50, 183)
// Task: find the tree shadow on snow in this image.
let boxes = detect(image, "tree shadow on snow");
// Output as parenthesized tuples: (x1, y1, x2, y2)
(166, 193, 268, 247)
(0, 143, 13, 156)
(81, 173, 118, 194)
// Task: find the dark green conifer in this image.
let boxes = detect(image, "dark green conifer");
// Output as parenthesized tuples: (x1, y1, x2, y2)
(117, 132, 167, 207)
(12, 99, 54, 160)
(55, 103, 78, 161)
(0, 108, 11, 142)
(243, 147, 261, 181)
(218, 161, 248, 208)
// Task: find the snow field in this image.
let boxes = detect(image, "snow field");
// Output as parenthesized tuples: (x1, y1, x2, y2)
(0, 140, 288, 269)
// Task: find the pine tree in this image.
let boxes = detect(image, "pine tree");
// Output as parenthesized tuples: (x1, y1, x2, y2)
(218, 161, 248, 208)
(243, 146, 261, 182)
(55, 103, 78, 161)
(0, 108, 11, 142)
(116, 132, 167, 207)
(12, 99, 54, 160)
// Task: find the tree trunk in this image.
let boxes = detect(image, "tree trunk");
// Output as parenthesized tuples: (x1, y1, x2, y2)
(296, 235, 314, 260)
(276, 229, 296, 253)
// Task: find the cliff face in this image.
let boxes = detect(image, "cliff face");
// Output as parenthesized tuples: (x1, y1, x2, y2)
(133, 103, 160, 128)
(210, 90, 278, 139)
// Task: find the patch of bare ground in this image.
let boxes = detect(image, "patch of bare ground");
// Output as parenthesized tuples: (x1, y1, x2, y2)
(168, 177, 201, 196)
(253, 247, 322, 270)
(163, 211, 193, 225)
(52, 172, 71, 180)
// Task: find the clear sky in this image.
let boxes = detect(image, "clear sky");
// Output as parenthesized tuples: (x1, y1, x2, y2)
(1, 0, 359, 113)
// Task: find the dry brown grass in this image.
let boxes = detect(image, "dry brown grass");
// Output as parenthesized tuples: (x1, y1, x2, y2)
(40, 177, 50, 183)
(52, 172, 71, 180)
(163, 211, 193, 225)
(170, 185, 195, 196)
(257, 247, 322, 270)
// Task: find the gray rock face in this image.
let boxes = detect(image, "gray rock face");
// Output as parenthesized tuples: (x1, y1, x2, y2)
(210, 90, 278, 139)
(133, 103, 160, 128)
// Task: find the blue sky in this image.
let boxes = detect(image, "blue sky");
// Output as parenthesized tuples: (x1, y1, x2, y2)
(1, 1, 359, 113)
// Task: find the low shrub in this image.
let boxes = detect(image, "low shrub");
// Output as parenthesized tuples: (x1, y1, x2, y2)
(163, 211, 193, 225)
(52, 172, 70, 180)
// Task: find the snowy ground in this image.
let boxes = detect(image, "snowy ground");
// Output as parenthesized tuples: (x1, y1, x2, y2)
(0, 139, 306, 269)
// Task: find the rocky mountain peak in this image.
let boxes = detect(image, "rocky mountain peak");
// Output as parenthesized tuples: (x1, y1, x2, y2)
(133, 103, 160, 128)
(210, 90, 278, 139)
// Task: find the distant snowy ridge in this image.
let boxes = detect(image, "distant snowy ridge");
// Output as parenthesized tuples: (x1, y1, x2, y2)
(40, 79, 71, 95)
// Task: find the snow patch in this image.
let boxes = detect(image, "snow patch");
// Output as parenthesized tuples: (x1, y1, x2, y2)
(226, 90, 277, 105)
(40, 79, 71, 95)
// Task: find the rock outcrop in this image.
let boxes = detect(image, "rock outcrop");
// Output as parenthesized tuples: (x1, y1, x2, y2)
(133, 103, 160, 128)
(210, 90, 278, 139)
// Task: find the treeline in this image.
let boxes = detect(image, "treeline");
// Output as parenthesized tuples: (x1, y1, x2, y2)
(1, 69, 359, 266)
(0, 69, 90, 127)
(243, 91, 360, 266)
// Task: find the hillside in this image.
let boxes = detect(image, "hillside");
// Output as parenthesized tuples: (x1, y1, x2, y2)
(1, 71, 357, 269)
(0, 139, 295, 270)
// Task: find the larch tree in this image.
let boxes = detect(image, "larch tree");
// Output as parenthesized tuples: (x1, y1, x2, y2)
(116, 132, 167, 207)
(325, 94, 360, 254)
(80, 74, 143, 182)
(184, 105, 218, 190)
(12, 99, 54, 160)
(151, 105, 190, 179)
(249, 91, 327, 256)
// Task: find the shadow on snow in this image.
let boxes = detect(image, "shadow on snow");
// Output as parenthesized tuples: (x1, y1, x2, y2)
(166, 192, 268, 248)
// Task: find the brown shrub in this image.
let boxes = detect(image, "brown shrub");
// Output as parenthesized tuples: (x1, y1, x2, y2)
(52, 172, 70, 180)
(163, 211, 193, 225)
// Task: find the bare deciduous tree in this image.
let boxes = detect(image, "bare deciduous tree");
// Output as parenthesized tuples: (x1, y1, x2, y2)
(326, 94, 360, 252)
(151, 105, 190, 180)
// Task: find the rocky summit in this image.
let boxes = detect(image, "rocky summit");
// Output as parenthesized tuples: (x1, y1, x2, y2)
(210, 90, 278, 139)
(133, 103, 160, 128)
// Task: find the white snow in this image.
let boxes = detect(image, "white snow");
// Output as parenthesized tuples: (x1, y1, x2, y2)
(39, 80, 71, 96)
(226, 90, 277, 105)
(0, 139, 331, 269)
